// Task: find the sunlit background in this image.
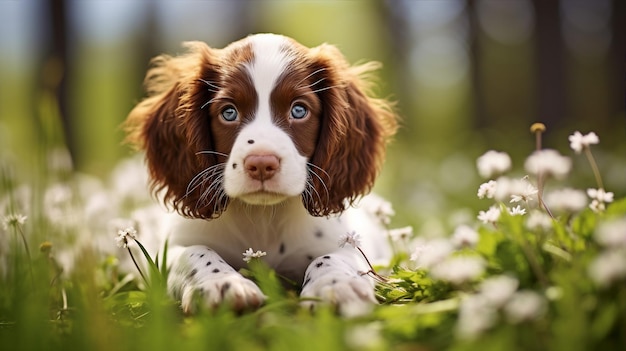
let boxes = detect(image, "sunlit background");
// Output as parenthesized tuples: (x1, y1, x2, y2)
(1, 0, 624, 232)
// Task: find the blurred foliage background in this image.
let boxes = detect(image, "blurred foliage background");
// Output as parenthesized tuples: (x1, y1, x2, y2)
(1, 0, 624, 231)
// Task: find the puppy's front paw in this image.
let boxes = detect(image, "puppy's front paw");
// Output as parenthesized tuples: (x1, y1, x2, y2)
(300, 256, 377, 317)
(180, 272, 265, 313)
(168, 246, 265, 313)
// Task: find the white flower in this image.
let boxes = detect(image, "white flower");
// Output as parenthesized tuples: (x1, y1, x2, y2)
(115, 227, 138, 249)
(587, 188, 614, 203)
(242, 248, 267, 263)
(410, 238, 454, 269)
(524, 149, 572, 179)
(589, 200, 605, 213)
(338, 231, 362, 249)
(587, 188, 614, 213)
(476, 150, 512, 179)
(504, 291, 546, 323)
(480, 275, 519, 307)
(594, 218, 626, 248)
(508, 176, 536, 204)
(526, 210, 553, 231)
(477, 206, 501, 224)
(508, 205, 527, 216)
(388, 226, 413, 242)
(477, 180, 497, 199)
(450, 225, 479, 248)
(457, 294, 497, 339)
(544, 188, 588, 213)
(360, 194, 395, 225)
(430, 256, 485, 284)
(2, 213, 27, 230)
(568, 131, 599, 154)
(494, 176, 536, 204)
(588, 249, 626, 287)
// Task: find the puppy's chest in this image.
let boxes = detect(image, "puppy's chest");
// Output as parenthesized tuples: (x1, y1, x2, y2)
(200, 214, 346, 272)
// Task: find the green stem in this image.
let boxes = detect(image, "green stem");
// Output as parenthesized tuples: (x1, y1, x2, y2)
(127, 247, 149, 287)
(584, 146, 604, 190)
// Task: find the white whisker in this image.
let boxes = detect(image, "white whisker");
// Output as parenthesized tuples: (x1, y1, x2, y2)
(198, 78, 221, 90)
(302, 85, 341, 95)
(196, 150, 229, 158)
(295, 67, 326, 87)
(300, 77, 327, 90)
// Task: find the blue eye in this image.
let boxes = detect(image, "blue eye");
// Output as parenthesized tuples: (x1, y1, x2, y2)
(221, 107, 238, 121)
(290, 104, 307, 119)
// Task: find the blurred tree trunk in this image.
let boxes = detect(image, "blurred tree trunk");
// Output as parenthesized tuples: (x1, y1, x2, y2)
(467, 0, 486, 129)
(47, 0, 73, 164)
(532, 0, 566, 130)
(611, 0, 625, 135)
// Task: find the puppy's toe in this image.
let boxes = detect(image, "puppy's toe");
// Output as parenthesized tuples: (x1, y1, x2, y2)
(180, 273, 265, 314)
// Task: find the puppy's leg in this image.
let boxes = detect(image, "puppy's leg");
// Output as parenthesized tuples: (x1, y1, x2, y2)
(167, 245, 265, 313)
(300, 251, 377, 317)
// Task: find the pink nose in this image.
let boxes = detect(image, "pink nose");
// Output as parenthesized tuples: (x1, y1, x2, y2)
(244, 154, 280, 181)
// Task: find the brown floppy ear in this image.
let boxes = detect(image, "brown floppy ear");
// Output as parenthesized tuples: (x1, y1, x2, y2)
(124, 42, 226, 219)
(305, 44, 398, 216)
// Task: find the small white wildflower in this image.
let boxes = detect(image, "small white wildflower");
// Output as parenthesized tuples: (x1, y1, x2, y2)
(544, 188, 588, 213)
(2, 213, 27, 230)
(476, 150, 512, 179)
(594, 218, 626, 248)
(588, 249, 626, 287)
(410, 238, 454, 269)
(589, 200, 605, 213)
(115, 227, 138, 249)
(508, 205, 527, 216)
(450, 225, 479, 248)
(587, 188, 614, 203)
(457, 294, 497, 339)
(242, 248, 267, 263)
(504, 290, 546, 323)
(430, 256, 485, 285)
(477, 206, 501, 225)
(387, 226, 413, 242)
(524, 149, 572, 179)
(338, 231, 362, 249)
(360, 194, 395, 225)
(568, 131, 599, 154)
(480, 275, 519, 307)
(477, 180, 497, 199)
(526, 210, 553, 231)
(509, 178, 538, 203)
(587, 188, 614, 213)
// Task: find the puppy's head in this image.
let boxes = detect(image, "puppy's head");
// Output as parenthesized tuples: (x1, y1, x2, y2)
(125, 34, 397, 219)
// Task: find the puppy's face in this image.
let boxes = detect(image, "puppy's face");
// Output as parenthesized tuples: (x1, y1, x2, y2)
(125, 34, 397, 219)
(206, 35, 322, 206)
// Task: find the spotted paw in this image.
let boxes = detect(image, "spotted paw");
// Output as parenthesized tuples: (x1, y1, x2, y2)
(180, 272, 265, 313)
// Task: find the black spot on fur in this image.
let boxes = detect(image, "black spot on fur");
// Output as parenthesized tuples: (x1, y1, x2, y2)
(315, 261, 324, 268)
(233, 163, 237, 169)
(315, 230, 323, 238)
(206, 261, 212, 266)
(220, 282, 231, 297)
(302, 277, 311, 287)
(323, 255, 331, 259)
(212, 268, 220, 273)
(200, 254, 205, 258)
(331, 279, 337, 285)
(188, 268, 198, 278)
